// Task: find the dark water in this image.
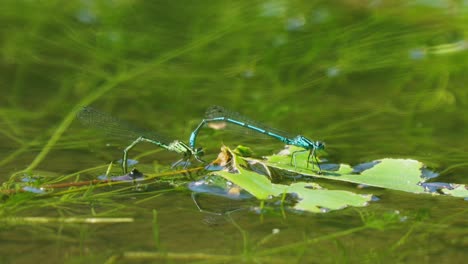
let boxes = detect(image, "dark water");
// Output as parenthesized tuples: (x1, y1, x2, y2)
(1, 1, 467, 263)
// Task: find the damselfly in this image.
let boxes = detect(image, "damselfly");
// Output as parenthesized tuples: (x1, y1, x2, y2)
(77, 106, 204, 173)
(189, 106, 324, 172)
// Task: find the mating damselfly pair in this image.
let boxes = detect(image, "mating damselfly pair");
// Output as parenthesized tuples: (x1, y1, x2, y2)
(77, 106, 325, 173)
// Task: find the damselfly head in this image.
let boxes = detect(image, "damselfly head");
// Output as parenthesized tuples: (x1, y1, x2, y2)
(194, 147, 205, 156)
(315, 141, 325, 150)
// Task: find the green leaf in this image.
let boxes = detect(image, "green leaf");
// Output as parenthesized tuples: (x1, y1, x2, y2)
(210, 147, 373, 213)
(215, 166, 283, 200)
(265, 146, 467, 198)
(441, 184, 468, 198)
(282, 182, 373, 213)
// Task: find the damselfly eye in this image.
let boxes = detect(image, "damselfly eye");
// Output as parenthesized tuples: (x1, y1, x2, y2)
(196, 147, 205, 156)
(317, 142, 325, 149)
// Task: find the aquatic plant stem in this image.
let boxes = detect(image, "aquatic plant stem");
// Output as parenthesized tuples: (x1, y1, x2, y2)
(152, 209, 160, 249)
(256, 226, 368, 257)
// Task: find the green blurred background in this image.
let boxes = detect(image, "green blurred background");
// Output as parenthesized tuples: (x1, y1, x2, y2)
(0, 0, 467, 263)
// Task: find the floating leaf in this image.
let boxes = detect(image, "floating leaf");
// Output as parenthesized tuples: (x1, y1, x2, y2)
(264, 146, 467, 199)
(281, 182, 373, 213)
(209, 147, 373, 213)
(440, 184, 468, 198)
